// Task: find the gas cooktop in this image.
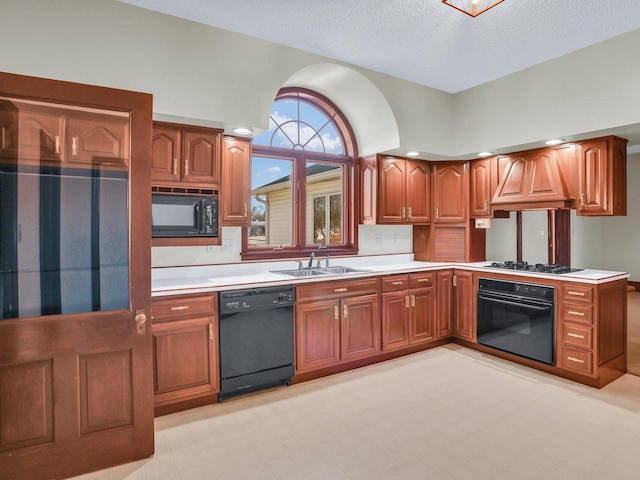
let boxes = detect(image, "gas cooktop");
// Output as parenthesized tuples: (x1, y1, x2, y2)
(486, 261, 584, 275)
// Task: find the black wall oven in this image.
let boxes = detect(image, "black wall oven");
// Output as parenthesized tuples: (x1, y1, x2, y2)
(477, 278, 555, 365)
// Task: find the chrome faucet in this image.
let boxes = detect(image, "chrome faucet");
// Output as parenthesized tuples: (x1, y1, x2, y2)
(308, 252, 315, 268)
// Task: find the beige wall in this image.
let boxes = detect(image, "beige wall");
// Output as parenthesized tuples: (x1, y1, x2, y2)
(4, 0, 640, 275)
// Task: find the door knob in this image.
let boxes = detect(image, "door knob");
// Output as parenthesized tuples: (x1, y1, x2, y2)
(135, 313, 147, 334)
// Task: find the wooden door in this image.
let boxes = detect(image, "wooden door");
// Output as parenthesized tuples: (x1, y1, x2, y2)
(221, 136, 251, 225)
(182, 128, 221, 185)
(410, 287, 435, 344)
(405, 160, 430, 223)
(341, 294, 381, 362)
(433, 162, 468, 223)
(378, 156, 406, 223)
(435, 270, 453, 339)
(295, 300, 341, 372)
(470, 158, 492, 217)
(381, 291, 410, 351)
(0, 73, 153, 480)
(453, 271, 475, 341)
(151, 123, 181, 183)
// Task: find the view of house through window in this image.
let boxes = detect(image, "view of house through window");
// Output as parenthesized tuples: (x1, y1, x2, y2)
(243, 88, 357, 259)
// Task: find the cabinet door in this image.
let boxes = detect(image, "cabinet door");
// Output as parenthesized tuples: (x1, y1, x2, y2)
(152, 316, 219, 405)
(577, 137, 627, 216)
(182, 129, 221, 184)
(221, 136, 251, 225)
(435, 270, 453, 339)
(378, 156, 406, 223)
(359, 154, 377, 224)
(382, 291, 410, 351)
(295, 300, 341, 372)
(454, 271, 475, 341)
(151, 124, 181, 183)
(433, 162, 468, 223)
(410, 287, 435, 344)
(0, 102, 65, 163)
(470, 158, 492, 217)
(406, 160, 430, 223)
(493, 155, 527, 203)
(341, 294, 381, 362)
(67, 112, 129, 167)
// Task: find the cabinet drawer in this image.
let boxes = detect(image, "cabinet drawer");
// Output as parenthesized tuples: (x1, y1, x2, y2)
(563, 284, 593, 303)
(296, 277, 380, 302)
(562, 323, 593, 349)
(381, 275, 409, 292)
(562, 303, 593, 325)
(152, 294, 217, 321)
(410, 272, 434, 289)
(561, 346, 593, 375)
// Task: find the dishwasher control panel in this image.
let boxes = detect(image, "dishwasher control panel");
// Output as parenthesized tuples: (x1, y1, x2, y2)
(219, 286, 294, 313)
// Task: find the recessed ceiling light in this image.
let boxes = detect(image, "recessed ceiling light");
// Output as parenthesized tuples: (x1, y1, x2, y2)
(233, 127, 252, 135)
(406, 151, 420, 157)
(477, 151, 493, 157)
(545, 139, 564, 146)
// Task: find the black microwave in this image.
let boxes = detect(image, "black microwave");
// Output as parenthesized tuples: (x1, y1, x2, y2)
(151, 194, 218, 238)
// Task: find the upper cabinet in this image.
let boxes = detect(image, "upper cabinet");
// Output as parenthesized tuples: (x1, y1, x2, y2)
(152, 122, 222, 187)
(576, 136, 627, 216)
(0, 100, 129, 168)
(432, 162, 468, 223)
(376, 155, 430, 224)
(221, 136, 251, 226)
(470, 158, 492, 218)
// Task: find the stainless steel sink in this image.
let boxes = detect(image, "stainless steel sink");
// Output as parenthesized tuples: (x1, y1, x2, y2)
(271, 269, 328, 277)
(320, 266, 367, 274)
(271, 266, 367, 277)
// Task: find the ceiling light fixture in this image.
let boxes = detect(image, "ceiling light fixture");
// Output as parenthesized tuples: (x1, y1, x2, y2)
(233, 127, 253, 135)
(477, 151, 493, 157)
(442, 0, 505, 17)
(406, 151, 420, 157)
(545, 139, 565, 146)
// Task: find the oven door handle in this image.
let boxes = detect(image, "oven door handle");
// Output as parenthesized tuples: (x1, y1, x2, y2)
(477, 294, 551, 311)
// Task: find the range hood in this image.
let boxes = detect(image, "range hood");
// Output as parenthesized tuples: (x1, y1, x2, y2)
(490, 148, 574, 211)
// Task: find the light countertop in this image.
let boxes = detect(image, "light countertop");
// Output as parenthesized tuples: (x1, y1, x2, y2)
(152, 254, 629, 296)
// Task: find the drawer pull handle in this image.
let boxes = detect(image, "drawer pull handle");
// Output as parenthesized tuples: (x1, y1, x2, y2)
(567, 310, 585, 316)
(170, 305, 189, 311)
(391, 281, 404, 286)
(417, 278, 430, 283)
(567, 291, 586, 297)
(568, 332, 585, 339)
(71, 135, 79, 156)
(567, 356, 585, 364)
(334, 288, 348, 293)
(55, 135, 61, 154)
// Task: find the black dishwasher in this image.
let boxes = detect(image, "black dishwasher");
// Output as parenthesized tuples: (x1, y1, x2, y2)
(218, 285, 294, 401)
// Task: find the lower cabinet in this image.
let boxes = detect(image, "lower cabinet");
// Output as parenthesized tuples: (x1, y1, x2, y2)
(453, 270, 476, 342)
(295, 278, 380, 373)
(151, 293, 219, 414)
(435, 270, 454, 339)
(381, 272, 435, 351)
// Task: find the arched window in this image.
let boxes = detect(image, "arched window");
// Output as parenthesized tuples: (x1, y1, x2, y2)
(242, 88, 358, 260)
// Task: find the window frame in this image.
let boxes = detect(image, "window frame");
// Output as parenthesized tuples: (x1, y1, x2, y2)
(241, 88, 359, 261)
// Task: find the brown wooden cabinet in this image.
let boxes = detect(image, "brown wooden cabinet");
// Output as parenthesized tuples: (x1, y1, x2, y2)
(453, 270, 476, 342)
(151, 121, 222, 187)
(432, 162, 468, 223)
(558, 280, 626, 385)
(0, 100, 129, 168)
(221, 136, 251, 226)
(470, 158, 492, 218)
(381, 273, 435, 351)
(377, 155, 430, 224)
(435, 270, 454, 339)
(151, 293, 219, 415)
(576, 136, 627, 216)
(295, 278, 380, 373)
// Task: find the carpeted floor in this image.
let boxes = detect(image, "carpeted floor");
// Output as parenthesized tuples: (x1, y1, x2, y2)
(72, 344, 640, 480)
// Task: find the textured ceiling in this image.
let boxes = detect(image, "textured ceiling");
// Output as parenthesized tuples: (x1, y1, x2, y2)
(116, 0, 640, 93)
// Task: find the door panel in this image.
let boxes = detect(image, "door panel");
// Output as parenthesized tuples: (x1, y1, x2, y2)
(0, 72, 153, 480)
